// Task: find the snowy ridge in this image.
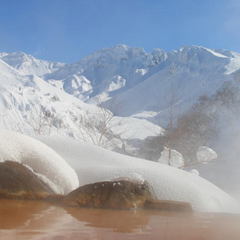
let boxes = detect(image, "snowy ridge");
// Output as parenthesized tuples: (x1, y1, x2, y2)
(225, 51, 240, 74)
(0, 52, 64, 76)
(44, 44, 166, 101)
(105, 46, 233, 120)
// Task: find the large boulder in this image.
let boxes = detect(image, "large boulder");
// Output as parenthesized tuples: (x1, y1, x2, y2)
(63, 180, 151, 209)
(63, 180, 192, 211)
(0, 161, 54, 199)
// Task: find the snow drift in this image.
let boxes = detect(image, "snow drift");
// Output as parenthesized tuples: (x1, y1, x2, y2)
(0, 130, 79, 194)
(40, 136, 238, 213)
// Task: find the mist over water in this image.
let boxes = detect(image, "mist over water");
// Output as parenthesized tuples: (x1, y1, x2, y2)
(196, 108, 240, 200)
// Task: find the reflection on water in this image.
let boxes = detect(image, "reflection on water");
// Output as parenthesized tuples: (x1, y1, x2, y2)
(0, 199, 240, 240)
(66, 207, 150, 233)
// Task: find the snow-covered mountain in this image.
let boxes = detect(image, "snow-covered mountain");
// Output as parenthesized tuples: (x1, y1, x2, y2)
(1, 45, 240, 151)
(31, 45, 240, 126)
(105, 46, 237, 123)
(0, 54, 162, 152)
(45, 44, 160, 101)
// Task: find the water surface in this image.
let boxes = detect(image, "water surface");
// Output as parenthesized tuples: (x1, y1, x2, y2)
(0, 199, 239, 240)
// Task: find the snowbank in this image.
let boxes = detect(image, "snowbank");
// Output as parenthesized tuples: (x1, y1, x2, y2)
(40, 136, 238, 213)
(0, 130, 79, 194)
(158, 147, 184, 168)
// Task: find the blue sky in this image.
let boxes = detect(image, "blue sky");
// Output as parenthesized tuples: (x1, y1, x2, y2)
(0, 0, 239, 62)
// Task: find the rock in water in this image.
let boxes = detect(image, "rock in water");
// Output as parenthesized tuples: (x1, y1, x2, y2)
(0, 161, 54, 199)
(63, 180, 152, 209)
(63, 180, 192, 211)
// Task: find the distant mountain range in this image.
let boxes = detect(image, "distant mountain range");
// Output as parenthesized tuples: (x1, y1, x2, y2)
(1, 44, 240, 153)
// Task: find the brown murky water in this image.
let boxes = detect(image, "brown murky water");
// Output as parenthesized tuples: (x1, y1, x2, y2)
(0, 199, 240, 240)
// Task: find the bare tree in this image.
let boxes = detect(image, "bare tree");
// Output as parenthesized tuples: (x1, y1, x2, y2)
(28, 105, 56, 135)
(165, 64, 181, 165)
(77, 104, 124, 149)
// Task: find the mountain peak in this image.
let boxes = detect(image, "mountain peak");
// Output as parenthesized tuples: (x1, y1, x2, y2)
(0, 52, 64, 76)
(114, 44, 129, 50)
(176, 45, 228, 58)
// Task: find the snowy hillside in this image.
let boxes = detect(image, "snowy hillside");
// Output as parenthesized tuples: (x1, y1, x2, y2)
(0, 57, 161, 152)
(0, 58, 95, 137)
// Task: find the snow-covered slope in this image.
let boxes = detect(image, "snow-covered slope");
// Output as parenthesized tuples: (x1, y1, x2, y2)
(0, 58, 84, 135)
(0, 57, 161, 151)
(39, 135, 238, 213)
(0, 58, 96, 138)
(0, 130, 79, 194)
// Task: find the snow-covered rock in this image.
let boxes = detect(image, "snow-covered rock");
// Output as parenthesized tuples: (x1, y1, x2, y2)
(40, 136, 238, 213)
(158, 147, 184, 168)
(0, 130, 79, 194)
(197, 146, 218, 163)
(190, 169, 200, 176)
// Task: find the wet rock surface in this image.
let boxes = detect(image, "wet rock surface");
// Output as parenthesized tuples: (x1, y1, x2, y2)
(63, 180, 152, 209)
(63, 180, 192, 211)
